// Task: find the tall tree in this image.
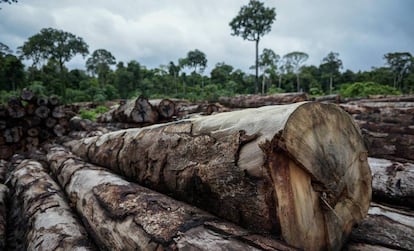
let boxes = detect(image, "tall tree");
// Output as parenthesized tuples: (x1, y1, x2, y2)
(18, 28, 89, 99)
(384, 52, 413, 90)
(210, 62, 234, 85)
(19, 27, 89, 72)
(182, 49, 207, 74)
(86, 49, 116, 87)
(259, 48, 280, 94)
(229, 0, 276, 94)
(283, 51, 309, 92)
(320, 52, 343, 94)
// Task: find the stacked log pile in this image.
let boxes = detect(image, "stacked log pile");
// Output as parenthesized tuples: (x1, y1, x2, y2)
(0, 89, 77, 159)
(0, 92, 413, 250)
(97, 96, 227, 128)
(340, 96, 414, 163)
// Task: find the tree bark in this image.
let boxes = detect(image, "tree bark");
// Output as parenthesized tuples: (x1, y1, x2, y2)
(7, 159, 97, 251)
(98, 96, 159, 124)
(0, 184, 7, 251)
(218, 92, 309, 108)
(47, 146, 296, 251)
(341, 100, 414, 163)
(369, 157, 414, 208)
(149, 98, 176, 119)
(66, 101, 371, 251)
(348, 203, 414, 250)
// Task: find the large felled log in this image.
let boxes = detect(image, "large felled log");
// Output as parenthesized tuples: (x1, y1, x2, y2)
(67, 101, 371, 251)
(218, 92, 309, 108)
(7, 158, 96, 250)
(348, 203, 414, 250)
(369, 157, 414, 208)
(47, 146, 296, 251)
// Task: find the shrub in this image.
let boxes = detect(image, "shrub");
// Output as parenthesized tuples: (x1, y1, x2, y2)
(339, 82, 401, 98)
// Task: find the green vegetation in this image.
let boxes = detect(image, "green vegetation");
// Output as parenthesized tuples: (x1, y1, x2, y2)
(0, 1, 413, 103)
(340, 82, 401, 98)
(79, 105, 109, 121)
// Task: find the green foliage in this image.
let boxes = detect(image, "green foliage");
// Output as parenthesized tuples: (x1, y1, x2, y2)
(0, 90, 19, 104)
(79, 105, 109, 121)
(79, 109, 97, 121)
(340, 82, 401, 98)
(229, 0, 276, 42)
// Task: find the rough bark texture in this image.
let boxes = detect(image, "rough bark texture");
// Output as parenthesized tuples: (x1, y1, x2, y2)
(66, 101, 371, 251)
(348, 203, 414, 250)
(7, 158, 96, 251)
(97, 96, 159, 124)
(47, 146, 296, 251)
(218, 92, 309, 108)
(341, 100, 414, 163)
(0, 184, 7, 250)
(369, 157, 414, 208)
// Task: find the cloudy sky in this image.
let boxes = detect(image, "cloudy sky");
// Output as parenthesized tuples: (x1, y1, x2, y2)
(1, 0, 413, 74)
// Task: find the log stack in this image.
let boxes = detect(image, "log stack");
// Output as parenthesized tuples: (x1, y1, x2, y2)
(0, 89, 76, 159)
(66, 101, 372, 250)
(340, 96, 414, 163)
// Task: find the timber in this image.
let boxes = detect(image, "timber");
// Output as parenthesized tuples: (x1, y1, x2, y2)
(348, 203, 414, 250)
(369, 157, 414, 208)
(218, 92, 309, 108)
(67, 101, 371, 251)
(46, 146, 296, 251)
(7, 158, 96, 250)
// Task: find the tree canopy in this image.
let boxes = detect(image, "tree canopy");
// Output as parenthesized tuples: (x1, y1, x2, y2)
(18, 27, 89, 72)
(86, 49, 116, 86)
(229, 0, 276, 94)
(284, 51, 309, 91)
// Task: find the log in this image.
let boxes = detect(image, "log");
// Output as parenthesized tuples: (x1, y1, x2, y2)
(66, 101, 371, 251)
(369, 157, 414, 208)
(218, 92, 309, 108)
(34, 105, 50, 119)
(348, 203, 414, 250)
(0, 184, 7, 251)
(98, 96, 159, 124)
(340, 100, 414, 163)
(47, 146, 296, 251)
(149, 98, 176, 119)
(7, 159, 97, 250)
(7, 98, 25, 118)
(20, 88, 35, 102)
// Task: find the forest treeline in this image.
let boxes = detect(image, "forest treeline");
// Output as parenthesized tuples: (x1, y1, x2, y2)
(0, 30, 412, 105)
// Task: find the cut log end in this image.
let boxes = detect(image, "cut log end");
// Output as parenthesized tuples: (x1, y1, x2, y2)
(266, 102, 372, 250)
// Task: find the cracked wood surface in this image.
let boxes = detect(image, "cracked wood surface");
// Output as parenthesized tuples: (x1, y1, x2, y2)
(7, 159, 96, 251)
(66, 102, 372, 251)
(47, 146, 296, 251)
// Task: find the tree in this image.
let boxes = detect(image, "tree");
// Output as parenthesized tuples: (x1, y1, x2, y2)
(210, 62, 234, 85)
(320, 52, 343, 94)
(229, 0, 276, 94)
(19, 28, 89, 72)
(0, 54, 24, 91)
(283, 52, 309, 92)
(0, 0, 18, 3)
(0, 42, 12, 56)
(86, 49, 116, 87)
(259, 48, 280, 94)
(182, 49, 207, 74)
(384, 52, 413, 90)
